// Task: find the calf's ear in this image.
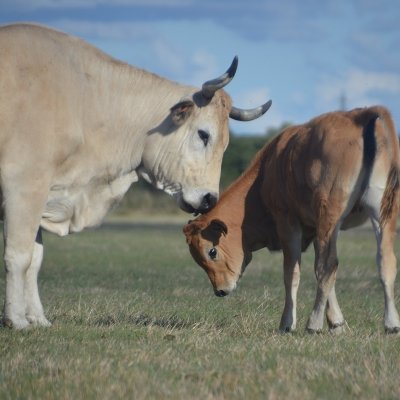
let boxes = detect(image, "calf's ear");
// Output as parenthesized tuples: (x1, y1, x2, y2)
(170, 100, 194, 126)
(183, 220, 205, 244)
(210, 219, 228, 236)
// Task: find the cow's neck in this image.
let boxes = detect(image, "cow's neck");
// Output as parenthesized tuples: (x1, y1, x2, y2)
(81, 61, 193, 170)
(213, 148, 279, 253)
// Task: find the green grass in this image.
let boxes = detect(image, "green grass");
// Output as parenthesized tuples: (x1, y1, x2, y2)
(0, 220, 399, 399)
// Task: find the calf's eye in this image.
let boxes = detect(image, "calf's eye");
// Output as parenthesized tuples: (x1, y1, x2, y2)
(208, 247, 217, 260)
(198, 129, 210, 146)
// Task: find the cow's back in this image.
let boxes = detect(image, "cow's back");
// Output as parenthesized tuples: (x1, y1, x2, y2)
(260, 108, 394, 230)
(0, 24, 134, 232)
(0, 24, 91, 148)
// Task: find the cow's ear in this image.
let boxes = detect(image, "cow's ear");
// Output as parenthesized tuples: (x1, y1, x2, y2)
(170, 100, 194, 126)
(183, 219, 204, 244)
(210, 219, 228, 236)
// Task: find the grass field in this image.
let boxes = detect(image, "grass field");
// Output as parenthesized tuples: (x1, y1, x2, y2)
(0, 217, 399, 399)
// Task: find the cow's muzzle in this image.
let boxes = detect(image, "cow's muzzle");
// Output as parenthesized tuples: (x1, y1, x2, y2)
(179, 192, 218, 214)
(196, 192, 218, 213)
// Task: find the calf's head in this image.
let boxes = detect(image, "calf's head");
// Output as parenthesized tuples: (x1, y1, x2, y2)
(141, 57, 271, 214)
(183, 217, 252, 296)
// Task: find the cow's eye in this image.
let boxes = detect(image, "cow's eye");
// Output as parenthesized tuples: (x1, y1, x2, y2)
(198, 129, 210, 146)
(208, 247, 217, 260)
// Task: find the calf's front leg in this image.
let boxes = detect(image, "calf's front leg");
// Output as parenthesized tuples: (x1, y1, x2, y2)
(279, 228, 302, 332)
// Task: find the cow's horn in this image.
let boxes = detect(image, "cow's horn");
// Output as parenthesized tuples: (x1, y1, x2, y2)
(201, 56, 238, 100)
(229, 99, 272, 121)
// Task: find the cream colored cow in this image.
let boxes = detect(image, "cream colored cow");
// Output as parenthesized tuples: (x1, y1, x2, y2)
(0, 23, 271, 329)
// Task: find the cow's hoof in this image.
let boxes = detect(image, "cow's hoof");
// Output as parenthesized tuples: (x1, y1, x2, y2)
(385, 326, 400, 335)
(26, 314, 52, 327)
(2, 316, 30, 330)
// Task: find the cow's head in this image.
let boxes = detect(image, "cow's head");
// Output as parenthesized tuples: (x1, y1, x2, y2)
(141, 56, 271, 214)
(183, 217, 252, 296)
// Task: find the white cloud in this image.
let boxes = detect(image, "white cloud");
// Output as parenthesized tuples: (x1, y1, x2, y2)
(189, 51, 218, 86)
(9, 0, 192, 10)
(230, 87, 283, 135)
(152, 38, 186, 78)
(54, 20, 155, 40)
(316, 69, 400, 110)
(237, 87, 271, 109)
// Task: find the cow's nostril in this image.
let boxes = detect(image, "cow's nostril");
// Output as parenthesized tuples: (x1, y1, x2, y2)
(200, 192, 218, 212)
(215, 289, 228, 297)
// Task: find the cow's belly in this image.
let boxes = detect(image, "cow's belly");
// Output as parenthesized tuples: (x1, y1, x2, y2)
(40, 170, 138, 236)
(341, 206, 369, 230)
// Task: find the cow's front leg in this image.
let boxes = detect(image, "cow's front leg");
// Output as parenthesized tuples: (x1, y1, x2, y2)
(307, 229, 339, 333)
(3, 247, 32, 329)
(2, 177, 50, 329)
(278, 225, 302, 333)
(24, 229, 51, 327)
(326, 284, 345, 334)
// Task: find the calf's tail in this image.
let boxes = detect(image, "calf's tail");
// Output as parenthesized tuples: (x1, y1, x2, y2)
(356, 106, 400, 227)
(368, 106, 400, 227)
(381, 165, 400, 226)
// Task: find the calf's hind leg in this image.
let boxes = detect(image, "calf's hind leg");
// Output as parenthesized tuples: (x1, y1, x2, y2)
(370, 215, 400, 333)
(306, 225, 341, 333)
(326, 282, 345, 334)
(278, 225, 302, 332)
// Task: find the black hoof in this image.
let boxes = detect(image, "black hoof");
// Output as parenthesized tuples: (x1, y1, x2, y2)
(385, 326, 400, 334)
(279, 326, 294, 334)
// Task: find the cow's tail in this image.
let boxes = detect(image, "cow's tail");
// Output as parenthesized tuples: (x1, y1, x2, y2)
(358, 106, 400, 227)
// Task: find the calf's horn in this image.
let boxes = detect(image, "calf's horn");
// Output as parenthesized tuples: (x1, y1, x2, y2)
(229, 99, 272, 122)
(201, 56, 238, 100)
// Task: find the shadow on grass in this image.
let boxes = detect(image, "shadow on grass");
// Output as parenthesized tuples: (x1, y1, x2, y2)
(92, 313, 283, 336)
(93, 313, 198, 330)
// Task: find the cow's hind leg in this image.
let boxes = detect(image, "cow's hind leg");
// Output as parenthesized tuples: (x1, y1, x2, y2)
(25, 228, 51, 327)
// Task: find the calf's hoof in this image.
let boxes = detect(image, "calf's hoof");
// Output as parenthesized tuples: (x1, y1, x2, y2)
(305, 327, 323, 335)
(329, 321, 346, 335)
(279, 326, 295, 334)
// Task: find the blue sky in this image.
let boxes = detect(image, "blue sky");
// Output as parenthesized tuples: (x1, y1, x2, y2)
(1, 0, 399, 135)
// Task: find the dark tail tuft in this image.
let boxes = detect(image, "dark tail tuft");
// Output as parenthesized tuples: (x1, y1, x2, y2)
(381, 165, 400, 226)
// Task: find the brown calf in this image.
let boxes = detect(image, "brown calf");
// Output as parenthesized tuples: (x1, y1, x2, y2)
(184, 106, 400, 334)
